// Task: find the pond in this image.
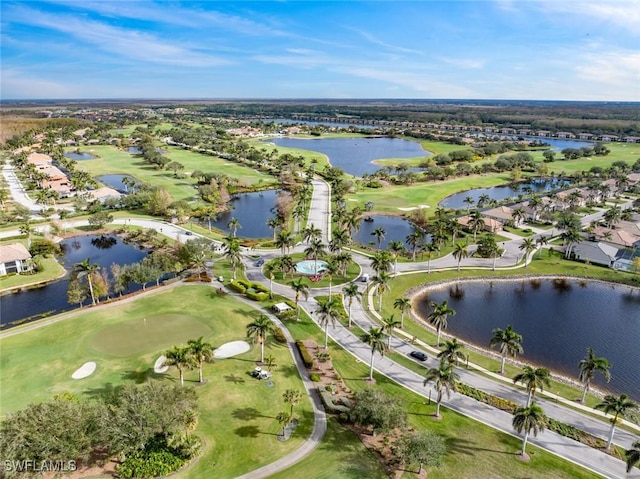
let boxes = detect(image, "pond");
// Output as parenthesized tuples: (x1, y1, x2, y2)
(64, 152, 96, 160)
(439, 178, 570, 210)
(262, 118, 376, 130)
(268, 137, 429, 177)
(97, 174, 137, 193)
(414, 278, 640, 400)
(519, 136, 594, 151)
(205, 190, 278, 239)
(128, 147, 165, 155)
(0, 235, 149, 329)
(352, 215, 429, 250)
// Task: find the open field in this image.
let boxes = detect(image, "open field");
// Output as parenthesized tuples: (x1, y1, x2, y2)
(252, 139, 332, 170)
(0, 285, 314, 478)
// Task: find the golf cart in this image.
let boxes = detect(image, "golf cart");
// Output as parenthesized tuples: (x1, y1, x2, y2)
(251, 367, 272, 380)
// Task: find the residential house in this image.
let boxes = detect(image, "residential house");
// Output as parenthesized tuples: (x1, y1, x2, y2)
(481, 205, 522, 226)
(0, 243, 32, 275)
(572, 241, 621, 268)
(87, 187, 122, 204)
(456, 215, 503, 233)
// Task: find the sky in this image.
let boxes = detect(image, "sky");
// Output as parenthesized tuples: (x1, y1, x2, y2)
(1, 0, 639, 101)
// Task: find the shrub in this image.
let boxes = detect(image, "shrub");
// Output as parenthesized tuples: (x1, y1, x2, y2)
(296, 340, 314, 368)
(338, 412, 350, 423)
(273, 327, 287, 344)
(246, 290, 269, 301)
(309, 372, 321, 382)
(228, 280, 246, 293)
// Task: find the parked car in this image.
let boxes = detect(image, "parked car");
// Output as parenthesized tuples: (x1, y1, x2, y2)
(184, 231, 193, 236)
(409, 350, 428, 362)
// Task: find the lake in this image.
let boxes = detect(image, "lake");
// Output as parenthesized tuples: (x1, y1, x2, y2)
(64, 152, 96, 160)
(268, 137, 429, 177)
(205, 190, 278, 239)
(0, 235, 149, 328)
(414, 278, 640, 400)
(352, 215, 428, 250)
(97, 174, 137, 193)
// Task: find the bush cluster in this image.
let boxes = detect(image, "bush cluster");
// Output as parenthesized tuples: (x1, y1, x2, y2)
(272, 327, 287, 344)
(295, 341, 314, 368)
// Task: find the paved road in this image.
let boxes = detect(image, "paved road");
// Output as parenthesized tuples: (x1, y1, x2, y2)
(305, 178, 331, 243)
(2, 162, 42, 215)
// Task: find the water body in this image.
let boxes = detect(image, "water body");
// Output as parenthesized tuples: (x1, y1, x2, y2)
(97, 174, 137, 193)
(415, 279, 640, 400)
(64, 152, 96, 160)
(520, 136, 594, 151)
(268, 137, 429, 177)
(206, 190, 278, 239)
(262, 118, 376, 130)
(352, 215, 428, 250)
(439, 179, 570, 210)
(0, 235, 148, 328)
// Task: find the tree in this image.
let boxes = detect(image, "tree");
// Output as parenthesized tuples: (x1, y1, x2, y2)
(223, 238, 241, 280)
(276, 411, 292, 439)
(304, 238, 326, 275)
(595, 394, 637, 450)
(324, 256, 340, 300)
(351, 389, 406, 436)
(187, 336, 214, 384)
(489, 325, 523, 375)
(343, 283, 362, 328)
(19, 222, 34, 249)
(87, 211, 114, 229)
(370, 250, 392, 274)
(361, 326, 387, 381)
(519, 238, 536, 268)
(66, 277, 87, 307)
(283, 389, 302, 423)
(423, 362, 459, 418)
(437, 338, 465, 367)
(452, 242, 469, 271)
(371, 227, 386, 249)
(164, 346, 195, 386)
(371, 271, 391, 312)
(393, 296, 411, 329)
(463, 195, 474, 213)
(536, 235, 549, 258)
(387, 240, 405, 275)
(427, 300, 455, 346)
(512, 402, 546, 457)
(469, 210, 485, 241)
(513, 366, 551, 406)
(227, 217, 241, 237)
(246, 314, 275, 363)
(406, 229, 425, 261)
(377, 313, 400, 347)
(393, 431, 446, 475)
(267, 216, 281, 241)
(289, 278, 309, 321)
(147, 187, 173, 216)
(275, 229, 294, 255)
(315, 299, 340, 349)
(625, 440, 640, 473)
(74, 258, 100, 305)
(302, 223, 322, 244)
(578, 348, 611, 403)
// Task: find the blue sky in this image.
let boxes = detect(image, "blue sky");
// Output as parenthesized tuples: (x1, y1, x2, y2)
(1, 1, 639, 100)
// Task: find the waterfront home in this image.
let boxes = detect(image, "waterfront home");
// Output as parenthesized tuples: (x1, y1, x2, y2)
(0, 243, 32, 276)
(456, 215, 502, 233)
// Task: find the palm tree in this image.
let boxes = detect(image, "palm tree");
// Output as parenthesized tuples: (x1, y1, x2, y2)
(595, 394, 638, 450)
(246, 314, 275, 363)
(452, 243, 469, 271)
(329, 228, 350, 253)
(302, 223, 322, 244)
(283, 389, 302, 423)
(74, 258, 100, 305)
(371, 227, 386, 249)
(512, 402, 546, 457)
(423, 362, 459, 418)
(513, 366, 551, 406)
(578, 348, 611, 403)
(343, 283, 362, 328)
(519, 238, 536, 268)
(361, 326, 387, 380)
(477, 193, 491, 208)
(370, 250, 392, 274)
(437, 338, 465, 367)
(387, 240, 405, 275)
(324, 256, 340, 301)
(187, 336, 214, 384)
(279, 254, 295, 279)
(393, 296, 411, 328)
(267, 216, 281, 241)
(469, 210, 485, 241)
(382, 314, 401, 348)
(625, 440, 640, 473)
(371, 271, 391, 312)
(535, 235, 549, 258)
(164, 346, 194, 386)
(304, 238, 326, 275)
(275, 230, 294, 255)
(448, 219, 463, 246)
(227, 217, 241, 237)
(489, 325, 523, 375)
(223, 239, 242, 280)
(315, 300, 340, 349)
(289, 278, 309, 321)
(19, 222, 34, 249)
(406, 229, 425, 261)
(264, 261, 277, 299)
(463, 196, 474, 213)
(276, 411, 292, 438)
(426, 300, 456, 346)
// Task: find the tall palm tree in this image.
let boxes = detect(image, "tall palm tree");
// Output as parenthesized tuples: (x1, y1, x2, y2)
(276, 411, 292, 438)
(164, 345, 194, 386)
(382, 314, 401, 348)
(469, 210, 485, 241)
(423, 362, 459, 418)
(223, 238, 242, 279)
(513, 366, 551, 406)
(463, 196, 474, 213)
(267, 216, 281, 241)
(519, 238, 536, 268)
(625, 440, 640, 473)
(187, 336, 214, 384)
(370, 250, 392, 275)
(74, 258, 100, 305)
(406, 229, 425, 261)
(302, 223, 322, 244)
(489, 325, 524, 375)
(246, 314, 275, 363)
(343, 283, 362, 328)
(578, 348, 611, 403)
(329, 228, 349, 254)
(426, 300, 456, 346)
(387, 240, 405, 275)
(452, 243, 469, 271)
(393, 296, 411, 329)
(512, 402, 546, 457)
(227, 217, 241, 237)
(595, 394, 638, 450)
(264, 261, 276, 299)
(283, 389, 302, 422)
(324, 256, 340, 301)
(304, 238, 326, 275)
(447, 219, 463, 246)
(535, 235, 549, 258)
(289, 278, 309, 321)
(275, 230, 294, 255)
(371, 271, 391, 312)
(371, 227, 386, 250)
(361, 326, 387, 380)
(278, 254, 294, 279)
(315, 300, 340, 349)
(437, 338, 465, 367)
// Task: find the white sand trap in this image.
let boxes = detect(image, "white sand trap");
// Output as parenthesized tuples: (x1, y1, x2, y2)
(213, 340, 251, 359)
(72, 362, 97, 379)
(397, 204, 430, 211)
(154, 355, 169, 373)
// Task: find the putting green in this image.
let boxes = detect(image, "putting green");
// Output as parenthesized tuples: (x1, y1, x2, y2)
(91, 313, 211, 357)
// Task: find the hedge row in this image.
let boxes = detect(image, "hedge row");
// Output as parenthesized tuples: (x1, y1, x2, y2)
(228, 279, 269, 301)
(273, 327, 287, 344)
(295, 341, 314, 368)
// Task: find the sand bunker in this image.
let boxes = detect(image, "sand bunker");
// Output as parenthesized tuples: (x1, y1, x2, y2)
(397, 204, 430, 211)
(154, 355, 169, 373)
(213, 340, 251, 359)
(72, 362, 97, 379)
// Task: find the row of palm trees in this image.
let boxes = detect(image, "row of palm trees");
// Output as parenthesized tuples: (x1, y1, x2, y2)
(164, 337, 214, 386)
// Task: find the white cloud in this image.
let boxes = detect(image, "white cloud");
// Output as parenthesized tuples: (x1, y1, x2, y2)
(537, 0, 640, 34)
(575, 50, 640, 93)
(354, 29, 426, 56)
(1, 69, 77, 98)
(437, 57, 486, 69)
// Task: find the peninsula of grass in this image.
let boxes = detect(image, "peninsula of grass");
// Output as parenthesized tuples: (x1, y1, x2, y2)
(0, 285, 314, 479)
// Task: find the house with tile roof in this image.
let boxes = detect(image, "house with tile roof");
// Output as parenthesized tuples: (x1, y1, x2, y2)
(0, 243, 32, 276)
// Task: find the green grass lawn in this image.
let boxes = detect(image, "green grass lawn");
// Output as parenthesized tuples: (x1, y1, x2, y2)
(0, 253, 64, 291)
(0, 285, 313, 479)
